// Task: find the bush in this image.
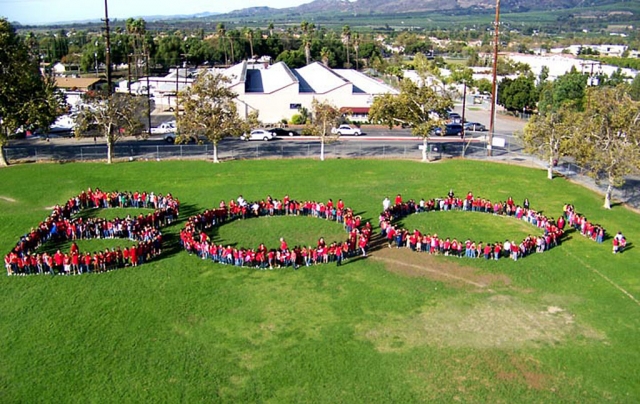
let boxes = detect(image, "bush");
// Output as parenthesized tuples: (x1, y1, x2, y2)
(290, 114, 305, 125)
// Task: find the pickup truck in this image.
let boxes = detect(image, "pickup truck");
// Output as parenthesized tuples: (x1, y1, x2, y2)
(151, 121, 176, 134)
(331, 124, 362, 136)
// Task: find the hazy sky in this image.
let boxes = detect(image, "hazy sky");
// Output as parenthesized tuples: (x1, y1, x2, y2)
(0, 0, 311, 25)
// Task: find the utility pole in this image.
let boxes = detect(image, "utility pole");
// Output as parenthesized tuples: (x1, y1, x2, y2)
(127, 54, 132, 94)
(146, 52, 152, 135)
(487, 0, 501, 157)
(175, 61, 179, 112)
(461, 81, 468, 158)
(103, 0, 112, 93)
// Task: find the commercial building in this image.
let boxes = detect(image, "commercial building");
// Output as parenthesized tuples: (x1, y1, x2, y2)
(120, 60, 398, 123)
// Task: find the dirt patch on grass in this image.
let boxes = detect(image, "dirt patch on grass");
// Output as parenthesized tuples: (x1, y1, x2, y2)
(357, 294, 606, 351)
(372, 247, 511, 290)
(494, 354, 551, 391)
(0, 196, 16, 203)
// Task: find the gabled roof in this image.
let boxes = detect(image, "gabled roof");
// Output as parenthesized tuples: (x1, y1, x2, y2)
(333, 69, 399, 95)
(245, 61, 298, 94)
(55, 77, 103, 90)
(293, 62, 351, 94)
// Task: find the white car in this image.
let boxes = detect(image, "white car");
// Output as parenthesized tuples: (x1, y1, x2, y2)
(241, 129, 276, 141)
(331, 124, 362, 136)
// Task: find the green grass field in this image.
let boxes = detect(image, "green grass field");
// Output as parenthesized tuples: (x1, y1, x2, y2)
(0, 159, 639, 402)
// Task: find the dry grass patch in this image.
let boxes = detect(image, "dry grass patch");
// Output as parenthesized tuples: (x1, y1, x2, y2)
(358, 294, 606, 351)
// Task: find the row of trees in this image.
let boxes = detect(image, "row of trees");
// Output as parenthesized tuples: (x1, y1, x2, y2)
(29, 21, 385, 72)
(522, 82, 640, 209)
(494, 64, 638, 114)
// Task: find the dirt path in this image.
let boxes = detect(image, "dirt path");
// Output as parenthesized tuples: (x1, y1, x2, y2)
(371, 246, 511, 290)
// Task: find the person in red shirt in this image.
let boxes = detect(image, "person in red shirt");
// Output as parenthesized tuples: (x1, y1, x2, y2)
(279, 237, 288, 251)
(129, 245, 138, 267)
(483, 244, 492, 259)
(493, 243, 501, 260)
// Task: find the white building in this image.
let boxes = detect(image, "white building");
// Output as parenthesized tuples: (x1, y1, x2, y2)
(505, 53, 638, 83)
(128, 61, 398, 123)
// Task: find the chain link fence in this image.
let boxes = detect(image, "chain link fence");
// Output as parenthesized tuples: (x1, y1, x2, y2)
(6, 137, 530, 163)
(6, 137, 639, 207)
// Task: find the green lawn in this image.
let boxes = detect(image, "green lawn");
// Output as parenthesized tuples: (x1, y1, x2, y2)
(0, 159, 639, 402)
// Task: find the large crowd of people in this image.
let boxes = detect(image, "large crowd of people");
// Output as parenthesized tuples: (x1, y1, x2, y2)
(379, 191, 570, 261)
(179, 195, 372, 269)
(6, 187, 623, 275)
(4, 188, 180, 276)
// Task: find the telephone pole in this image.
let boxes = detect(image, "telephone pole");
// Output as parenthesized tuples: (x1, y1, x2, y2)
(103, 0, 112, 92)
(487, 0, 501, 157)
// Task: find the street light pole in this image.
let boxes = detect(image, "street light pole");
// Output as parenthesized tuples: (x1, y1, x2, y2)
(487, 0, 501, 157)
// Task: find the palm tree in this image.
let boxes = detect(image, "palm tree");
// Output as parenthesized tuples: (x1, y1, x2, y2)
(268, 22, 274, 37)
(216, 23, 227, 65)
(244, 27, 254, 59)
(126, 18, 146, 78)
(227, 29, 236, 64)
(352, 32, 360, 70)
(300, 20, 315, 65)
(320, 47, 331, 66)
(341, 25, 351, 69)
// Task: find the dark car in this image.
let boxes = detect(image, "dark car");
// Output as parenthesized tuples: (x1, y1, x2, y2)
(433, 123, 463, 136)
(268, 128, 300, 137)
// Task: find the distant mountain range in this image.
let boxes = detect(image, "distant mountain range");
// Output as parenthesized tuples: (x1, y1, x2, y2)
(13, 0, 630, 27)
(225, 0, 622, 17)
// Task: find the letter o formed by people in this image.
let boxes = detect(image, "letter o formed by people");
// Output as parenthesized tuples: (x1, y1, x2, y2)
(4, 189, 179, 276)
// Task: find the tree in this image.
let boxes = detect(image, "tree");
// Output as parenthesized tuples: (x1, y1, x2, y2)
(320, 47, 333, 67)
(74, 92, 147, 164)
(276, 50, 305, 68)
(476, 78, 492, 95)
(217, 23, 228, 65)
(352, 32, 360, 70)
(630, 74, 640, 101)
(368, 79, 453, 162)
(300, 21, 315, 65)
(303, 98, 341, 161)
(126, 18, 146, 79)
(498, 75, 537, 113)
(572, 86, 640, 209)
(447, 64, 474, 87)
(538, 65, 549, 88)
(341, 25, 351, 69)
(521, 108, 577, 180)
(176, 73, 256, 163)
(244, 27, 255, 58)
(0, 18, 66, 166)
(538, 68, 588, 114)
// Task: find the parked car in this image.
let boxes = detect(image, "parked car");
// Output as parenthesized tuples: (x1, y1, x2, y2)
(464, 122, 487, 132)
(241, 129, 277, 141)
(163, 132, 200, 144)
(433, 123, 463, 136)
(447, 112, 462, 123)
(331, 124, 362, 136)
(151, 121, 176, 134)
(268, 128, 300, 137)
